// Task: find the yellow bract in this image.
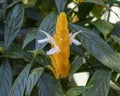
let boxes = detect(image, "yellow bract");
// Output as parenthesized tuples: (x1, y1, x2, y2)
(77, 0, 84, 3)
(49, 13, 70, 79)
(118, 53, 120, 58)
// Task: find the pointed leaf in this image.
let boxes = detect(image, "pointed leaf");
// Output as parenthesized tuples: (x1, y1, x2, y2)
(69, 24, 120, 73)
(65, 86, 92, 96)
(22, 28, 37, 49)
(38, 73, 64, 96)
(55, 0, 67, 13)
(111, 34, 120, 45)
(36, 12, 57, 49)
(83, 69, 111, 96)
(0, 60, 12, 96)
(69, 56, 83, 80)
(9, 64, 31, 96)
(92, 20, 113, 39)
(4, 4, 24, 48)
(26, 67, 44, 96)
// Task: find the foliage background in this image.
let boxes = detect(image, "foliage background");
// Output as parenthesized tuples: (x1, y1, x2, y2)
(0, 0, 120, 96)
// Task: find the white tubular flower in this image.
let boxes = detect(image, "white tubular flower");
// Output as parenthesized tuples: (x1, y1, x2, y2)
(38, 30, 60, 55)
(69, 31, 82, 45)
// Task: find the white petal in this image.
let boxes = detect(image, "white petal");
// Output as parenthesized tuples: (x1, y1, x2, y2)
(38, 30, 55, 45)
(70, 30, 82, 45)
(72, 39, 81, 45)
(47, 45, 60, 55)
(37, 29, 61, 55)
(38, 38, 48, 43)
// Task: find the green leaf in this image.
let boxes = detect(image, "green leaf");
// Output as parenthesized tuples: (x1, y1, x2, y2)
(55, 0, 67, 13)
(6, 44, 25, 59)
(22, 28, 37, 49)
(9, 64, 31, 96)
(111, 34, 120, 45)
(69, 24, 120, 73)
(84, 0, 105, 6)
(0, 60, 12, 96)
(38, 73, 64, 96)
(65, 86, 92, 96)
(26, 67, 44, 96)
(92, 20, 113, 39)
(69, 56, 83, 80)
(112, 22, 120, 37)
(83, 69, 111, 96)
(4, 4, 24, 48)
(36, 12, 57, 49)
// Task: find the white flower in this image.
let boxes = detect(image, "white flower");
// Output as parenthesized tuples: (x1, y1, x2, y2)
(38, 30, 81, 55)
(69, 31, 81, 45)
(38, 30, 60, 55)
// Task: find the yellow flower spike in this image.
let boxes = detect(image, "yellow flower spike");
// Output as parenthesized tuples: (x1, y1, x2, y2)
(77, 0, 84, 3)
(38, 12, 81, 79)
(118, 53, 120, 58)
(50, 13, 70, 79)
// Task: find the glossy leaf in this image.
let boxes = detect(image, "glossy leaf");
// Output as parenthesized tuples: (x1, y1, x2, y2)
(36, 12, 57, 49)
(111, 34, 120, 45)
(26, 67, 44, 96)
(0, 60, 12, 96)
(69, 56, 83, 80)
(38, 73, 64, 96)
(4, 4, 24, 48)
(92, 20, 113, 39)
(55, 0, 67, 13)
(9, 64, 31, 96)
(22, 28, 37, 49)
(65, 86, 92, 96)
(83, 69, 111, 96)
(69, 24, 120, 73)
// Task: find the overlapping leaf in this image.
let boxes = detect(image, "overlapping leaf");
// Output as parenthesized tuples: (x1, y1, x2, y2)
(38, 73, 64, 96)
(55, 0, 67, 13)
(69, 56, 83, 80)
(9, 64, 31, 96)
(4, 4, 24, 48)
(36, 12, 57, 49)
(83, 69, 111, 96)
(65, 86, 92, 96)
(0, 60, 12, 96)
(69, 23, 120, 72)
(26, 67, 44, 96)
(22, 28, 37, 49)
(92, 20, 113, 39)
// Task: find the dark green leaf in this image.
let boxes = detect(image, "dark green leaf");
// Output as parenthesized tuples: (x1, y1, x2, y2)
(55, 0, 67, 13)
(4, 4, 24, 48)
(38, 73, 64, 96)
(9, 64, 31, 96)
(83, 69, 111, 96)
(69, 56, 83, 80)
(36, 12, 57, 49)
(69, 24, 120, 73)
(0, 60, 12, 96)
(22, 28, 37, 49)
(65, 86, 92, 96)
(6, 44, 25, 59)
(26, 8, 41, 22)
(70, 45, 84, 56)
(112, 22, 120, 37)
(26, 67, 44, 96)
(84, 0, 105, 6)
(111, 34, 120, 45)
(92, 20, 113, 39)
